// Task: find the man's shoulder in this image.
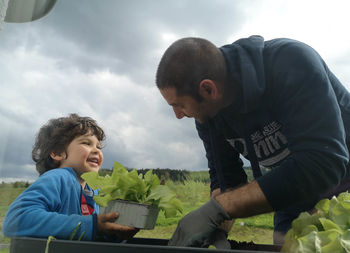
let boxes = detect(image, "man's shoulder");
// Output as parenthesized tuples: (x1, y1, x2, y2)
(264, 37, 316, 58)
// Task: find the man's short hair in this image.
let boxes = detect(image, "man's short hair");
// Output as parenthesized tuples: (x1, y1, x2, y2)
(32, 113, 105, 175)
(156, 37, 227, 102)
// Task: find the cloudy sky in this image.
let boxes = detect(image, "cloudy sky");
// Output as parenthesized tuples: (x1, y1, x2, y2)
(1, 0, 350, 182)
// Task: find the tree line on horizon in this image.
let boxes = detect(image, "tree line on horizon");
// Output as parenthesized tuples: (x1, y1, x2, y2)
(1, 166, 270, 187)
(99, 165, 269, 183)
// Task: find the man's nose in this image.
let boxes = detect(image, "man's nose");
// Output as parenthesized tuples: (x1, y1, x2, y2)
(173, 107, 185, 119)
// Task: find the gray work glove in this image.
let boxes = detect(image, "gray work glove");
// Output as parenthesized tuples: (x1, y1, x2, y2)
(168, 198, 230, 247)
(210, 228, 231, 249)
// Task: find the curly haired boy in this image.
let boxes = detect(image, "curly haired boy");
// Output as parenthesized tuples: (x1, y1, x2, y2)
(3, 114, 138, 240)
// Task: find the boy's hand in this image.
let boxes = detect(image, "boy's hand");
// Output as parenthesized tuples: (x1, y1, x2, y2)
(97, 212, 139, 240)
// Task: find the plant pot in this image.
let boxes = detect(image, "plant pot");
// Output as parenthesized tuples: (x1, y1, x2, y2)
(99, 199, 159, 229)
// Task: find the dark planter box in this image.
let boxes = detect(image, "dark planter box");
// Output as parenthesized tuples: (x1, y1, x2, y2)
(10, 237, 281, 253)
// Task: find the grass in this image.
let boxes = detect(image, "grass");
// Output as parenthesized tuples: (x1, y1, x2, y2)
(137, 223, 273, 244)
(0, 187, 25, 217)
(146, 180, 274, 245)
(156, 180, 274, 245)
(230, 219, 273, 244)
(0, 186, 26, 252)
(145, 204, 274, 245)
(236, 213, 274, 230)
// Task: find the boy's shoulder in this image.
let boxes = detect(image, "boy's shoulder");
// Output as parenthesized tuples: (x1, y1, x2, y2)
(16, 168, 80, 198)
(40, 167, 78, 182)
(30, 167, 80, 192)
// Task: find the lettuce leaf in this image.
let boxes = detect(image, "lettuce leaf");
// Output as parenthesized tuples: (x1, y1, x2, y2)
(81, 161, 183, 218)
(282, 191, 350, 253)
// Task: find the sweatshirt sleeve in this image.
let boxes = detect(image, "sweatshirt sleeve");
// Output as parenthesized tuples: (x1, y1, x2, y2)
(257, 41, 349, 210)
(2, 170, 96, 240)
(195, 120, 247, 192)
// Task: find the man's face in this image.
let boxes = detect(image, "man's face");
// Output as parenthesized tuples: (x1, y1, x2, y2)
(160, 87, 212, 123)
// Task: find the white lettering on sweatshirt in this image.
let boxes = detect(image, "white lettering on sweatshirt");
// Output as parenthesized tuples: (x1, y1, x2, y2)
(227, 121, 290, 167)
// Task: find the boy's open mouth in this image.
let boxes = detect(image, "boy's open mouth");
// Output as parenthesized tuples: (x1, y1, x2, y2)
(87, 157, 99, 166)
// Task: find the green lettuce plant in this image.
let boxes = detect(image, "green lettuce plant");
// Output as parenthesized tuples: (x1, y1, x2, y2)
(282, 191, 350, 253)
(81, 161, 183, 218)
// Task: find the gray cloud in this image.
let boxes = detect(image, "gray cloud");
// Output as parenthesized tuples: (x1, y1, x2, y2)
(1, 0, 350, 181)
(7, 0, 248, 84)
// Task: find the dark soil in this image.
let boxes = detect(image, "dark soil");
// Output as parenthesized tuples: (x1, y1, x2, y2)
(229, 240, 281, 252)
(127, 238, 282, 252)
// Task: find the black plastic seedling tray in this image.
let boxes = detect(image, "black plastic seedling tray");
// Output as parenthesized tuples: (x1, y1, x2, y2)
(10, 237, 282, 253)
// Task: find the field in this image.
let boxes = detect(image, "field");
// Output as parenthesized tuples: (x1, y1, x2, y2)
(0, 186, 26, 245)
(137, 180, 274, 244)
(0, 178, 274, 252)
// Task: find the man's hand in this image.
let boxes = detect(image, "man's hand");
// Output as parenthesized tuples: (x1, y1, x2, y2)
(210, 228, 231, 249)
(168, 198, 230, 247)
(210, 188, 234, 249)
(97, 212, 139, 240)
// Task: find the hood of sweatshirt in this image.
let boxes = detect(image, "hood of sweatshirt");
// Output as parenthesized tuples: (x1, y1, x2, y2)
(219, 35, 266, 114)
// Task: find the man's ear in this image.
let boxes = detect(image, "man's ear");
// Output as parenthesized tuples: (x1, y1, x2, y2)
(199, 79, 218, 99)
(50, 152, 65, 162)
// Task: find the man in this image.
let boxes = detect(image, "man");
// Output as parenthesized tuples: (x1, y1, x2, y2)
(156, 35, 350, 247)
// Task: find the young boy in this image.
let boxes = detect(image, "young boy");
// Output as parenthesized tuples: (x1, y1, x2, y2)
(3, 114, 138, 241)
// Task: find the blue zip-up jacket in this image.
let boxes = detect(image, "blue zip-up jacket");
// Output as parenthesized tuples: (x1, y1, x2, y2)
(196, 35, 350, 211)
(2, 167, 99, 240)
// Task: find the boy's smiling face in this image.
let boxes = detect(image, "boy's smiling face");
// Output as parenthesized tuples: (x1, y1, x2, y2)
(51, 132, 103, 184)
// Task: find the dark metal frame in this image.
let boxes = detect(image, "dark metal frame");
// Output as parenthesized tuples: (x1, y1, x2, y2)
(10, 237, 281, 253)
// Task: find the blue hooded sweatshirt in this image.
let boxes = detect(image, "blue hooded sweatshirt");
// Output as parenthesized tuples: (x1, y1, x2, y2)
(196, 35, 350, 211)
(2, 167, 99, 240)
